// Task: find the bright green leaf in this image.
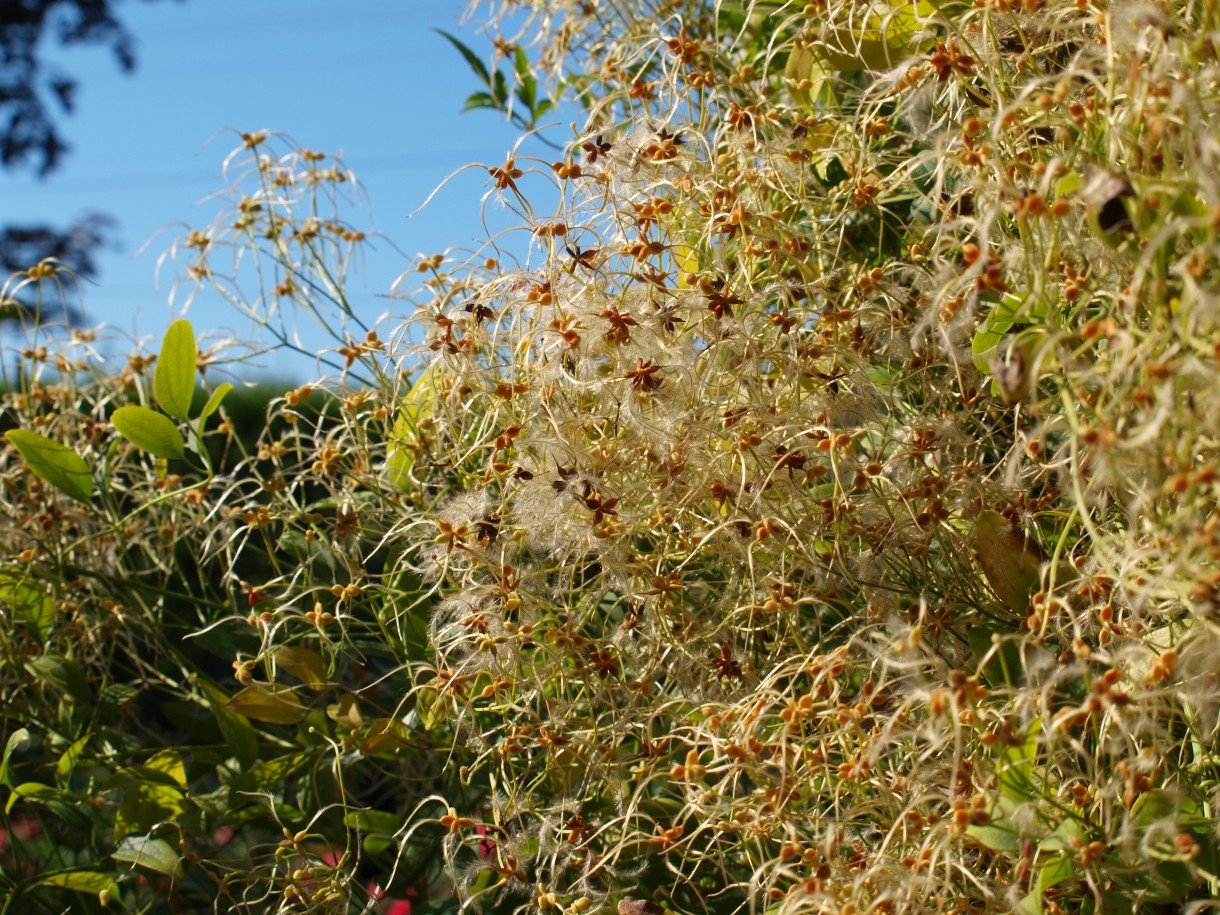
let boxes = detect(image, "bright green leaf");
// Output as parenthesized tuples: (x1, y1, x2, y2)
(37, 869, 119, 899)
(56, 734, 90, 784)
(388, 368, 442, 489)
(0, 570, 54, 637)
(198, 382, 233, 426)
(6, 781, 57, 814)
(154, 319, 197, 419)
(416, 685, 449, 730)
(5, 430, 93, 502)
(462, 91, 499, 112)
(345, 808, 402, 855)
(111, 406, 186, 460)
(145, 750, 187, 789)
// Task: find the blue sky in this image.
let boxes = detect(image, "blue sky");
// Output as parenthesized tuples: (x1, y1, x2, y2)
(2, 0, 564, 379)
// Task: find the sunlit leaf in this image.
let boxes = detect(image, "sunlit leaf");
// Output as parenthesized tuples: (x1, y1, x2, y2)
(198, 382, 233, 426)
(0, 727, 30, 787)
(111, 406, 185, 460)
(388, 368, 442, 489)
(5, 430, 93, 502)
(227, 682, 308, 724)
(0, 570, 54, 637)
(360, 717, 410, 756)
(806, 0, 934, 72)
(56, 733, 90, 784)
(154, 319, 197, 419)
(37, 870, 119, 899)
(274, 646, 327, 691)
(115, 779, 188, 840)
(113, 834, 184, 878)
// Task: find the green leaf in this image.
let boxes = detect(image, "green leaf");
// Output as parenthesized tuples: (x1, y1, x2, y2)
(416, 685, 448, 730)
(1, 727, 30, 787)
(969, 627, 1025, 688)
(967, 821, 1022, 853)
(806, 0, 935, 71)
(154, 319, 197, 420)
(56, 734, 90, 784)
(145, 750, 188, 789)
(198, 382, 233, 426)
(111, 406, 185, 460)
(0, 569, 54, 637)
(228, 751, 312, 801)
(462, 91, 500, 112)
(24, 655, 90, 703)
(360, 717, 410, 756)
(37, 869, 119, 900)
(1054, 171, 1083, 198)
(345, 808, 402, 855)
(115, 777, 188, 840)
(514, 47, 536, 109)
(113, 834, 184, 878)
(5, 430, 93, 502)
(198, 678, 258, 770)
(274, 646, 327, 691)
(388, 368, 442, 490)
(492, 69, 508, 105)
(227, 682, 308, 724)
(435, 29, 491, 87)
(6, 780, 58, 814)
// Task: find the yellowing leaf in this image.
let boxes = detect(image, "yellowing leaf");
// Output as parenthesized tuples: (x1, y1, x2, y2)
(227, 682, 307, 725)
(416, 685, 450, 730)
(360, 717, 411, 756)
(974, 510, 1045, 613)
(785, 43, 835, 108)
(673, 244, 700, 288)
(274, 646, 327, 690)
(327, 692, 364, 731)
(807, 0, 934, 72)
(5, 430, 93, 502)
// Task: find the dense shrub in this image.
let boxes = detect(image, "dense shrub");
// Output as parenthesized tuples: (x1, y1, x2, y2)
(2, 0, 1219, 913)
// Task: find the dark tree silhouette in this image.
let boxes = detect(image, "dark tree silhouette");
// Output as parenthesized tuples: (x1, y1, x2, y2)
(0, 0, 179, 322)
